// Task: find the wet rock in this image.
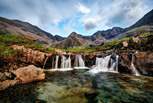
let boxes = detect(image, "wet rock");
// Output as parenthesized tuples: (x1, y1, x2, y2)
(0, 72, 16, 81)
(14, 65, 45, 84)
(84, 55, 96, 67)
(11, 45, 50, 67)
(0, 80, 18, 91)
(118, 52, 133, 74)
(135, 52, 153, 76)
(118, 51, 153, 76)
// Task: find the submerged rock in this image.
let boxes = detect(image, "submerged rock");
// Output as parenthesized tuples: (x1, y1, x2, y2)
(14, 65, 45, 84)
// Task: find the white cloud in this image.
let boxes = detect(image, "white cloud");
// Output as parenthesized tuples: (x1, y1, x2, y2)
(0, 0, 152, 36)
(81, 0, 152, 31)
(76, 3, 90, 14)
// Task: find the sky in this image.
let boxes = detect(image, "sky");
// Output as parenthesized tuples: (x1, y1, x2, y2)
(0, 0, 153, 37)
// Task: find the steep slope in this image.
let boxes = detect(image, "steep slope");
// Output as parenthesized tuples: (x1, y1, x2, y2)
(0, 17, 64, 44)
(128, 9, 153, 30)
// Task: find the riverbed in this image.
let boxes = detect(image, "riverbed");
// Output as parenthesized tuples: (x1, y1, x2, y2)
(0, 70, 153, 103)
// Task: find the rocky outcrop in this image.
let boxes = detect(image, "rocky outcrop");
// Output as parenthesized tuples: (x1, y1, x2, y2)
(0, 72, 16, 81)
(11, 45, 51, 68)
(118, 52, 133, 74)
(134, 52, 153, 76)
(14, 65, 45, 84)
(118, 51, 153, 76)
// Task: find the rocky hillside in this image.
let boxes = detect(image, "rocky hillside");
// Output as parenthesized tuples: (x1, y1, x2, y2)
(0, 9, 153, 49)
(0, 17, 64, 44)
(92, 27, 125, 40)
(117, 9, 153, 38)
(53, 32, 93, 48)
(128, 9, 153, 30)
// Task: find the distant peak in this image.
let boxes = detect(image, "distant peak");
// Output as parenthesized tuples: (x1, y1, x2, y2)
(69, 32, 79, 37)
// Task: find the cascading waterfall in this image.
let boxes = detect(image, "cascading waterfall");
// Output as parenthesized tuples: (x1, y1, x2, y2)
(75, 55, 85, 67)
(109, 55, 119, 72)
(130, 54, 140, 76)
(74, 55, 88, 69)
(88, 54, 119, 74)
(50, 55, 72, 71)
(61, 55, 71, 69)
(55, 55, 59, 69)
(78, 55, 85, 67)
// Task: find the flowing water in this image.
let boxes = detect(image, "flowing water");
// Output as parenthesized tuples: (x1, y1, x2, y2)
(0, 54, 149, 103)
(130, 54, 140, 76)
(74, 55, 88, 69)
(88, 55, 118, 74)
(0, 70, 153, 103)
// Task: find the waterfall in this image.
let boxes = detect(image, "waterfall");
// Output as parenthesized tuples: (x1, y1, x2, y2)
(75, 55, 85, 67)
(88, 54, 119, 74)
(74, 55, 88, 69)
(55, 55, 59, 69)
(130, 54, 140, 76)
(61, 55, 71, 69)
(78, 55, 85, 67)
(109, 55, 119, 72)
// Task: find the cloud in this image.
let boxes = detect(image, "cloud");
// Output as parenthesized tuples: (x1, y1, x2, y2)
(83, 16, 102, 30)
(0, 0, 152, 36)
(76, 3, 90, 14)
(81, 0, 152, 30)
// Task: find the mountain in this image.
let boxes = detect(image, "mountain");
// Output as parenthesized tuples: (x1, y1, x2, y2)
(128, 9, 153, 30)
(54, 9, 153, 48)
(93, 9, 153, 40)
(92, 27, 126, 40)
(53, 32, 94, 48)
(117, 9, 153, 38)
(0, 9, 153, 48)
(0, 17, 64, 44)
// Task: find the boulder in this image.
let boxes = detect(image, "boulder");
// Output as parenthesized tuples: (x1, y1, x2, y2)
(14, 65, 45, 84)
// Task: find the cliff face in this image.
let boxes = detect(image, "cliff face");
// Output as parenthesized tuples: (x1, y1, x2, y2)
(118, 51, 153, 76)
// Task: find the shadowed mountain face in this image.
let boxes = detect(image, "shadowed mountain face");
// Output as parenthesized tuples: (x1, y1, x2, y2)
(0, 9, 153, 48)
(92, 27, 126, 40)
(0, 17, 64, 44)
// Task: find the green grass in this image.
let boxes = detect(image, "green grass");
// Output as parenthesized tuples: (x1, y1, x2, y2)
(0, 31, 152, 56)
(0, 34, 32, 45)
(0, 34, 57, 57)
(64, 46, 96, 53)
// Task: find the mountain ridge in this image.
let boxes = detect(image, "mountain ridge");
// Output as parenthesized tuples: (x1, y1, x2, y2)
(0, 9, 153, 48)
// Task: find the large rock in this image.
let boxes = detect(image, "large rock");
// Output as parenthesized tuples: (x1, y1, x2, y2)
(14, 65, 45, 84)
